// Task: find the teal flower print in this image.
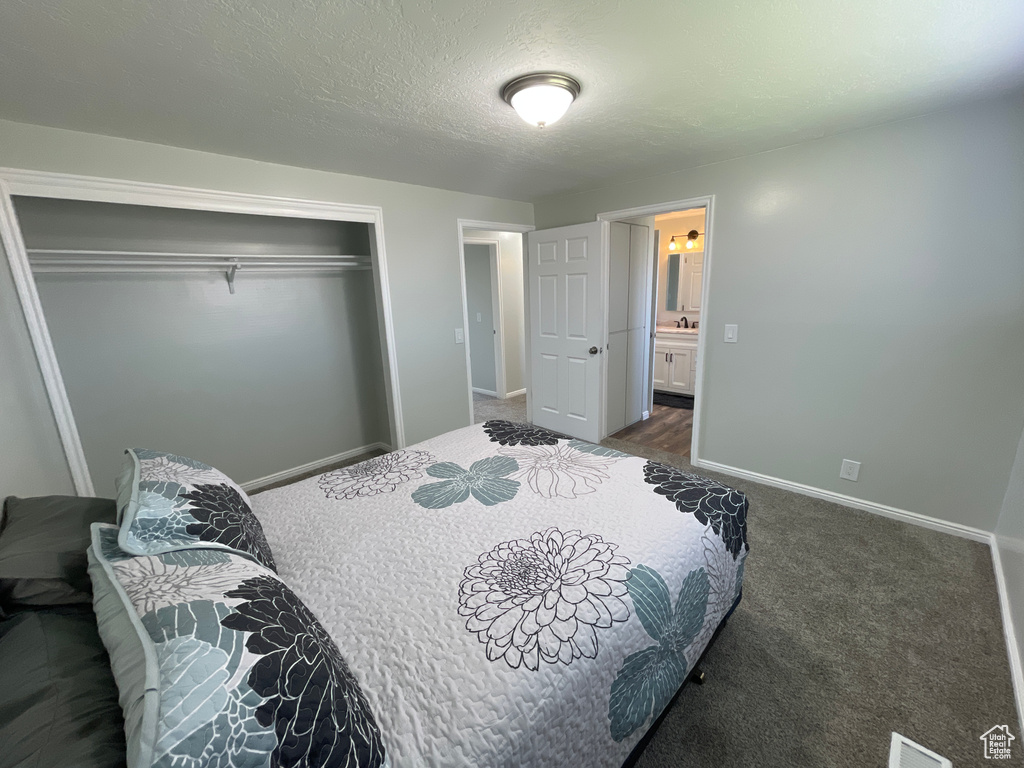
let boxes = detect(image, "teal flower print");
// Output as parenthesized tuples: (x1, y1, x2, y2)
(412, 456, 521, 508)
(608, 565, 710, 742)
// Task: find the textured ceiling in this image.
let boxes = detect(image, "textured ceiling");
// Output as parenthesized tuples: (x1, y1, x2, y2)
(1, 0, 1023, 201)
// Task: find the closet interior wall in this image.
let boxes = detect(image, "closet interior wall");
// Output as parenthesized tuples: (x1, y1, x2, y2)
(14, 196, 391, 494)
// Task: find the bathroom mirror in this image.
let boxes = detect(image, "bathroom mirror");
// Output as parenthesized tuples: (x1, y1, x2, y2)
(665, 253, 679, 311)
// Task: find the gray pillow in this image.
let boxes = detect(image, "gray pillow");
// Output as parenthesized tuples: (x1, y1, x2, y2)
(0, 495, 117, 610)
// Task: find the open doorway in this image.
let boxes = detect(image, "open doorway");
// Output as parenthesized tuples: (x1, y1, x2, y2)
(458, 226, 529, 425)
(605, 205, 707, 458)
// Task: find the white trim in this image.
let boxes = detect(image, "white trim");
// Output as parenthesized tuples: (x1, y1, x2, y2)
(464, 237, 506, 399)
(0, 181, 95, 495)
(0, 168, 405, 494)
(456, 228, 475, 425)
(692, 456, 992, 543)
(242, 442, 391, 493)
(458, 219, 535, 234)
(992, 536, 1024, 731)
(596, 195, 714, 460)
(1, 168, 380, 222)
(367, 208, 405, 450)
(598, 220, 612, 439)
(472, 387, 498, 397)
(505, 388, 527, 398)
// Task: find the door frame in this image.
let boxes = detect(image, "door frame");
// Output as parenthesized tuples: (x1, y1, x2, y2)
(596, 195, 715, 461)
(462, 237, 504, 398)
(456, 220, 534, 425)
(0, 167, 406, 496)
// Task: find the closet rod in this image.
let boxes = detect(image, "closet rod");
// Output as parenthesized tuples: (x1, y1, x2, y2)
(27, 249, 369, 261)
(30, 265, 372, 273)
(29, 258, 370, 269)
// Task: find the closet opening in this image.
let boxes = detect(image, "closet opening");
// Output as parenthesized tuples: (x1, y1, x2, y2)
(1, 177, 402, 497)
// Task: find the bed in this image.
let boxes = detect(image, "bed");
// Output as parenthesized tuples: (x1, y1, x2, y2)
(0, 419, 748, 768)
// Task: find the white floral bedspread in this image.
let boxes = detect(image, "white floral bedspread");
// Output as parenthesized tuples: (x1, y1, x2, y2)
(251, 421, 748, 768)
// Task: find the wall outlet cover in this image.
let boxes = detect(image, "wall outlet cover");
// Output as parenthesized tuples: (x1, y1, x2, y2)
(840, 459, 861, 481)
(454, 328, 465, 344)
(724, 324, 738, 343)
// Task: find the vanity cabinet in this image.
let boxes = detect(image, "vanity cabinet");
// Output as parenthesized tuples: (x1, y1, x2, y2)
(653, 335, 698, 395)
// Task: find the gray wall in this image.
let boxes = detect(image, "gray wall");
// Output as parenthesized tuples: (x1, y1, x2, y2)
(464, 243, 497, 393)
(36, 271, 388, 493)
(466, 230, 526, 395)
(535, 93, 1024, 531)
(996, 422, 1024, 711)
(14, 196, 387, 493)
(0, 118, 532, 498)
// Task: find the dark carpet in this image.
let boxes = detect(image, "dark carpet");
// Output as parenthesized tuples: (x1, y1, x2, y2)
(601, 437, 1022, 768)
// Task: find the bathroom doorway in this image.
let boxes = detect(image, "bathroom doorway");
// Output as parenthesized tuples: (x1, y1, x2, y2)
(608, 205, 707, 458)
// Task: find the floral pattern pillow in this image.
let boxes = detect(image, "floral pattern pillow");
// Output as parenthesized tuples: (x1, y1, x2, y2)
(88, 524, 388, 768)
(117, 448, 277, 572)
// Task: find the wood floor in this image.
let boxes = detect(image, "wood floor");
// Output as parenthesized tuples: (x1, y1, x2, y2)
(610, 403, 693, 457)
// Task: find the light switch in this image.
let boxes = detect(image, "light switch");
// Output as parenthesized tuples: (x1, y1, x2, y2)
(724, 324, 738, 343)
(455, 328, 465, 344)
(476, 312, 482, 323)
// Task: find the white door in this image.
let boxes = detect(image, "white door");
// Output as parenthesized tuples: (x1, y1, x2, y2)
(647, 230, 660, 414)
(526, 222, 604, 443)
(689, 252, 704, 311)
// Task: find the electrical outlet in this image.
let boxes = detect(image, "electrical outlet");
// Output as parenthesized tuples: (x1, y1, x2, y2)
(840, 459, 860, 482)
(454, 328, 464, 344)
(476, 312, 482, 322)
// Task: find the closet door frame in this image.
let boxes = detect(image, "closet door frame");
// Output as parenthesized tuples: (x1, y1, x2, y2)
(0, 167, 405, 496)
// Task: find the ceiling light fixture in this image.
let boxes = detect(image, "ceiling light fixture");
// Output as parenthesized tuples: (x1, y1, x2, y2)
(501, 73, 581, 128)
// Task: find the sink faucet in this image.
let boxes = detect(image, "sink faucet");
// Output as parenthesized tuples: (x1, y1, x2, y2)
(676, 317, 689, 328)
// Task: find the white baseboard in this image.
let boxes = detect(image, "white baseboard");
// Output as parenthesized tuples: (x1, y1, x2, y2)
(992, 537, 1024, 731)
(691, 457, 992, 543)
(472, 387, 497, 397)
(504, 388, 526, 398)
(242, 442, 391, 492)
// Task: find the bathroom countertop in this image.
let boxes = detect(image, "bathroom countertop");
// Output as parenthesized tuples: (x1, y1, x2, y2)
(655, 326, 699, 336)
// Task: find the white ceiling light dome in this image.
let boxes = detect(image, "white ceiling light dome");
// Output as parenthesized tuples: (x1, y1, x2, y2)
(501, 73, 581, 128)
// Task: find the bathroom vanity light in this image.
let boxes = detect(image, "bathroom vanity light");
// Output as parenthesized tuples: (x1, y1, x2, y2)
(501, 73, 581, 128)
(669, 230, 703, 251)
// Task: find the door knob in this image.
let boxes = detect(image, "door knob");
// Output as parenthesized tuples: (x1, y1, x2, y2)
(589, 346, 599, 355)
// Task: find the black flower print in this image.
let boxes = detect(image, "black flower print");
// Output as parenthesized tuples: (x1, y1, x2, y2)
(482, 420, 567, 447)
(221, 576, 387, 768)
(458, 528, 631, 670)
(180, 484, 277, 572)
(319, 449, 434, 500)
(642, 462, 749, 558)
